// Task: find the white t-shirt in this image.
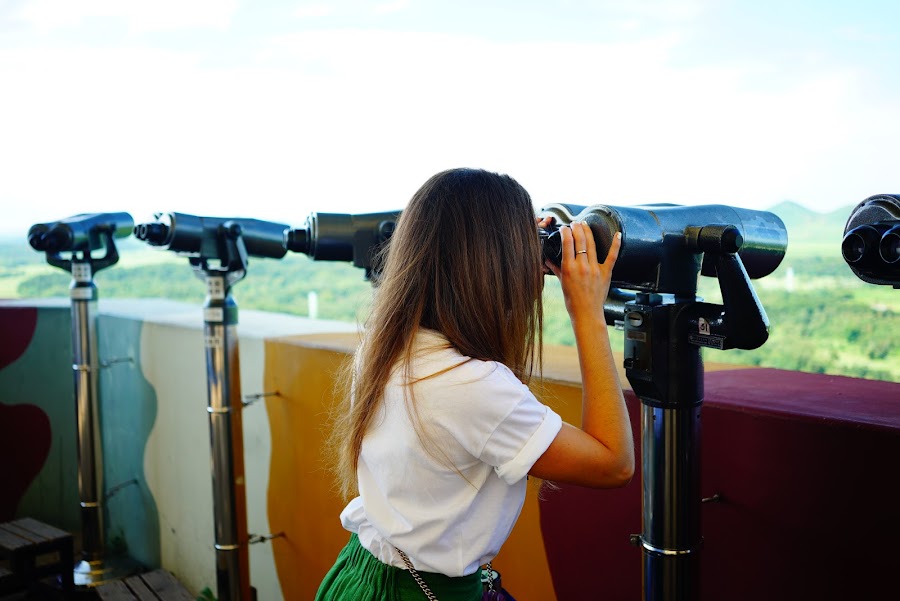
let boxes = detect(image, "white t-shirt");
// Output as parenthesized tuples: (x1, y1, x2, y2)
(340, 328, 563, 577)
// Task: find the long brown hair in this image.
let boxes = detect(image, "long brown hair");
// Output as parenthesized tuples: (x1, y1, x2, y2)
(329, 168, 544, 499)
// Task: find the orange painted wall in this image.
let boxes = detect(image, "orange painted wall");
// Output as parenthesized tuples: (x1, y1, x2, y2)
(264, 334, 357, 601)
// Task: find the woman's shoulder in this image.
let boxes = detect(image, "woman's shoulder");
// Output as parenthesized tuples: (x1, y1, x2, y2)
(413, 329, 513, 378)
(403, 332, 546, 434)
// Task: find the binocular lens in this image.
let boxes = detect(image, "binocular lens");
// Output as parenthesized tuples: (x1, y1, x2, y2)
(285, 228, 310, 254)
(880, 227, 900, 264)
(841, 230, 868, 264)
(842, 194, 900, 285)
(27, 226, 49, 251)
(134, 222, 170, 245)
(537, 227, 561, 267)
(841, 223, 899, 267)
(28, 226, 72, 253)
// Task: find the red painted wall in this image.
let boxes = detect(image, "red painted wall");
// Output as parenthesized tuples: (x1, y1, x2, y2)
(0, 307, 52, 522)
(540, 369, 900, 600)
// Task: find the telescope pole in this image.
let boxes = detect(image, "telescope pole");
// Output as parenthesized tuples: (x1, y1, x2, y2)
(69, 259, 108, 582)
(199, 271, 252, 601)
(625, 294, 703, 601)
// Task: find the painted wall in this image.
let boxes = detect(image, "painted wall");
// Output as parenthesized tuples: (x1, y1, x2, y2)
(96, 313, 160, 569)
(3, 297, 611, 598)
(7, 296, 893, 600)
(540, 369, 900, 600)
(0, 300, 79, 532)
(109, 299, 357, 598)
(0, 298, 357, 599)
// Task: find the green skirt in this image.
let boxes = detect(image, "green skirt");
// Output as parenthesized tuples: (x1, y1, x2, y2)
(315, 533, 482, 601)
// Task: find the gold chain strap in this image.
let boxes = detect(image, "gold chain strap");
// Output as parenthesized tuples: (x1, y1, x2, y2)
(396, 548, 439, 601)
(395, 548, 495, 601)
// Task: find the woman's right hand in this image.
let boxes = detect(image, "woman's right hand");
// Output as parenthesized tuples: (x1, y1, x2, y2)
(545, 222, 621, 325)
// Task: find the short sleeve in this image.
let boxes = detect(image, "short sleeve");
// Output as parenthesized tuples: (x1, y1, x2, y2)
(481, 392, 562, 484)
(416, 355, 563, 486)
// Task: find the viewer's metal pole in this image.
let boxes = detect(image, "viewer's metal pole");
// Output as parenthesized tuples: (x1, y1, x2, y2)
(199, 270, 251, 601)
(624, 295, 703, 600)
(69, 259, 106, 574)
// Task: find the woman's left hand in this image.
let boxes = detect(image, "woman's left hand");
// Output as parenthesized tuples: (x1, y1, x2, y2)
(536, 215, 554, 274)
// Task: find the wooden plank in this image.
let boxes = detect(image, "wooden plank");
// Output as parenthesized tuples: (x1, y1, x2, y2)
(124, 574, 162, 601)
(141, 569, 194, 601)
(11, 518, 69, 542)
(96, 580, 138, 601)
(0, 526, 31, 552)
(2, 522, 44, 544)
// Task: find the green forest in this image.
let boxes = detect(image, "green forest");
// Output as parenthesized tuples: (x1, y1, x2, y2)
(2, 201, 897, 383)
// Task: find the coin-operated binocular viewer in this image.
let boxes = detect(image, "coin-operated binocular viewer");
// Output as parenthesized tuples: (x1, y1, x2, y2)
(285, 211, 401, 281)
(27, 212, 136, 586)
(134, 212, 289, 601)
(841, 194, 900, 288)
(539, 202, 787, 601)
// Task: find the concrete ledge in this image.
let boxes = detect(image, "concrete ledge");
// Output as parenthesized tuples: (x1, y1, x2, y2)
(1, 297, 359, 339)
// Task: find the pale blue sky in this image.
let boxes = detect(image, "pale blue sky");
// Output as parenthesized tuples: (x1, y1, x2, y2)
(2, 0, 898, 236)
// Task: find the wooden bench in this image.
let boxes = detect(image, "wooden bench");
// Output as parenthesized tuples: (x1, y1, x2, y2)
(0, 517, 74, 595)
(0, 565, 14, 592)
(96, 569, 194, 601)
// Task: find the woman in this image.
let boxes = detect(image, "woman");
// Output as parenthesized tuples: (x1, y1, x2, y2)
(316, 168, 634, 600)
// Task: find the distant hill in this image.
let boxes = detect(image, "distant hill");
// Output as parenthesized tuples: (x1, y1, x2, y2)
(766, 201, 854, 247)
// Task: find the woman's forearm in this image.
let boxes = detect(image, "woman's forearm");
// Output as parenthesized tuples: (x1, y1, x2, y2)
(572, 314, 635, 482)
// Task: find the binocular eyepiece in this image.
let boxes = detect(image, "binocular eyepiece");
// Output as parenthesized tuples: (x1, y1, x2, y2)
(28, 212, 134, 254)
(841, 195, 900, 287)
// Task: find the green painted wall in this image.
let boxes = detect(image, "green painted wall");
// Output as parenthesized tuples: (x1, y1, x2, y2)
(97, 314, 161, 569)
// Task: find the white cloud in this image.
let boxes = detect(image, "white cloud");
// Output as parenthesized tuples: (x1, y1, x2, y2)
(17, 0, 239, 32)
(293, 3, 334, 19)
(0, 23, 890, 236)
(373, 0, 410, 15)
(591, 0, 709, 22)
(837, 25, 891, 44)
(292, 0, 410, 20)
(251, 28, 865, 208)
